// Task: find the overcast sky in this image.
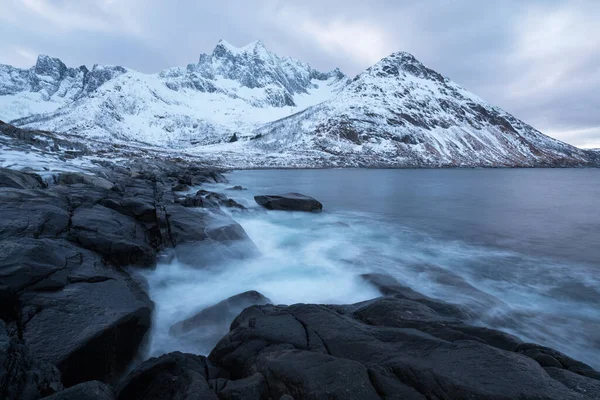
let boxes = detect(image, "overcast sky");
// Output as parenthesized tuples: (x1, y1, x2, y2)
(1, 0, 598, 148)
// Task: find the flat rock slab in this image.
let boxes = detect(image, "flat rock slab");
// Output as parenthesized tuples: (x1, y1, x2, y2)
(254, 193, 323, 212)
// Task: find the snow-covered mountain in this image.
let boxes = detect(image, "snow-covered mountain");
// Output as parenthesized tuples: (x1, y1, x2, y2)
(3, 40, 347, 146)
(246, 52, 593, 167)
(0, 41, 596, 167)
(0, 55, 126, 122)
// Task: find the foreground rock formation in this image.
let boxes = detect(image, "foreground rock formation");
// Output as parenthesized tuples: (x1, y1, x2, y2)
(0, 123, 254, 398)
(109, 273, 600, 400)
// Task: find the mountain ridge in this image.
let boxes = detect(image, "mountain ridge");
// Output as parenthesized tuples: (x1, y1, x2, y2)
(0, 41, 597, 168)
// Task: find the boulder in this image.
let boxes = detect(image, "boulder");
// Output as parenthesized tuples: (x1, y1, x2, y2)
(226, 186, 246, 191)
(0, 168, 46, 189)
(193, 190, 246, 210)
(40, 381, 115, 400)
(170, 291, 271, 340)
(254, 193, 323, 212)
(177, 195, 219, 209)
(171, 183, 189, 192)
(68, 204, 156, 267)
(0, 188, 70, 239)
(11, 241, 153, 387)
(116, 352, 218, 400)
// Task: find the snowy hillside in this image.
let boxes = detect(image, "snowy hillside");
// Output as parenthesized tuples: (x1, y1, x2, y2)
(3, 40, 347, 146)
(246, 52, 593, 167)
(0, 42, 596, 167)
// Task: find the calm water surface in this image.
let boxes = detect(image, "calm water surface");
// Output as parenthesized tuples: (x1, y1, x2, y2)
(145, 168, 600, 369)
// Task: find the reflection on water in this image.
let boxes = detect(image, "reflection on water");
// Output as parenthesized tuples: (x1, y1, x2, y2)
(143, 168, 600, 369)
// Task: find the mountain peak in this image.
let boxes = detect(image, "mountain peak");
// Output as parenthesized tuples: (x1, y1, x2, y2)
(213, 39, 269, 58)
(365, 51, 445, 83)
(34, 54, 68, 80)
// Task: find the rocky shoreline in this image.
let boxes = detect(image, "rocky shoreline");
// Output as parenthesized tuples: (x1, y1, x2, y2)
(1, 124, 600, 399)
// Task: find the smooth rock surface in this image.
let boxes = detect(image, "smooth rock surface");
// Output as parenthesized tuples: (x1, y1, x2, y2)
(254, 193, 323, 212)
(0, 168, 46, 189)
(170, 291, 271, 340)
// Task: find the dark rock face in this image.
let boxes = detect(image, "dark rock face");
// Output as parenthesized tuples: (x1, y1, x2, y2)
(0, 236, 153, 388)
(0, 130, 256, 392)
(207, 275, 600, 399)
(254, 193, 323, 212)
(56, 172, 113, 190)
(40, 381, 115, 400)
(0, 320, 63, 400)
(172, 183, 189, 192)
(176, 190, 246, 210)
(116, 352, 217, 400)
(170, 291, 271, 341)
(0, 168, 46, 189)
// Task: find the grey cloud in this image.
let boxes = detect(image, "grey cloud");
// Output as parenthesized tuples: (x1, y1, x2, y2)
(0, 0, 598, 147)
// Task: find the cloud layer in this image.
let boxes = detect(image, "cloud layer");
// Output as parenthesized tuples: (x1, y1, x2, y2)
(1, 0, 598, 148)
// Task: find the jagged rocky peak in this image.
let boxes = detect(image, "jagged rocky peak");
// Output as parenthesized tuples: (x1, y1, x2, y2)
(195, 39, 347, 96)
(361, 51, 446, 83)
(211, 39, 268, 58)
(82, 64, 127, 94)
(34, 54, 68, 79)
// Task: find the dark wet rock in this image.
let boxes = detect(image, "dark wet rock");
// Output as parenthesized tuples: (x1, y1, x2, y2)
(0, 126, 260, 393)
(0, 168, 46, 189)
(544, 367, 600, 399)
(208, 277, 599, 399)
(1, 320, 63, 400)
(177, 189, 245, 210)
(172, 183, 189, 192)
(177, 194, 218, 208)
(170, 291, 271, 339)
(116, 352, 217, 400)
(163, 204, 247, 246)
(68, 204, 156, 267)
(99, 197, 157, 224)
(56, 172, 113, 190)
(515, 343, 600, 380)
(226, 185, 246, 191)
(8, 240, 153, 387)
(361, 273, 474, 320)
(0, 188, 70, 239)
(210, 373, 267, 400)
(205, 191, 228, 203)
(254, 193, 323, 212)
(40, 381, 115, 400)
(222, 199, 246, 210)
(195, 190, 247, 210)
